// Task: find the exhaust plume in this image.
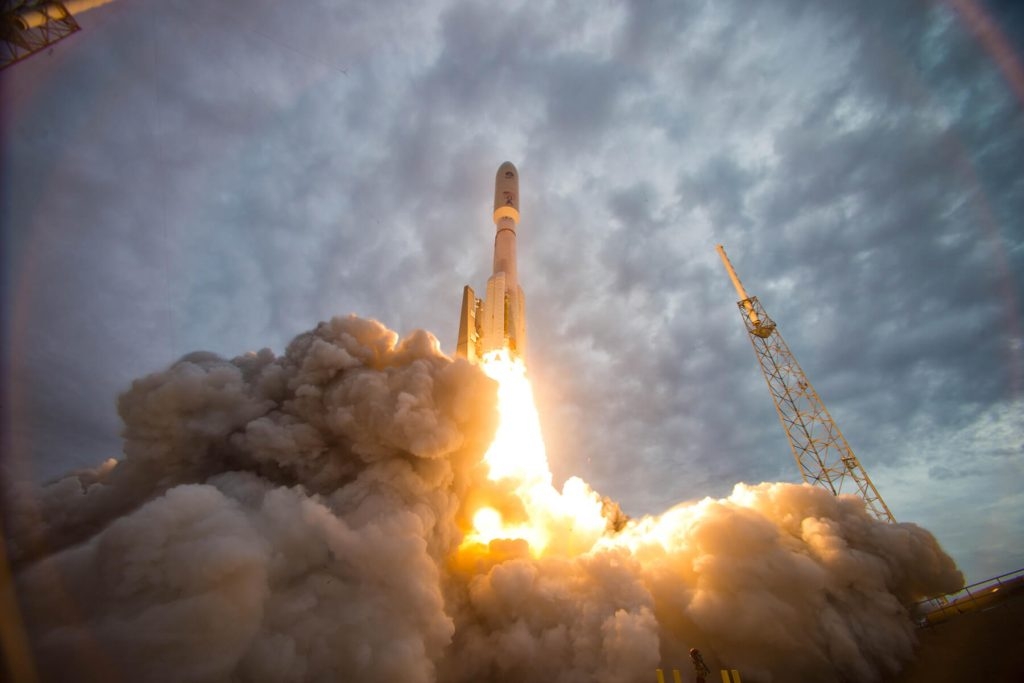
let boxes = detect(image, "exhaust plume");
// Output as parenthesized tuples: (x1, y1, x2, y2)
(5, 315, 962, 682)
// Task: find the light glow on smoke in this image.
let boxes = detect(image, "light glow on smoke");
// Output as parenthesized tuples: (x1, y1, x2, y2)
(6, 317, 965, 683)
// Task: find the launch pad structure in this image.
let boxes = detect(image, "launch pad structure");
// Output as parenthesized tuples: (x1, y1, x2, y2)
(716, 245, 896, 523)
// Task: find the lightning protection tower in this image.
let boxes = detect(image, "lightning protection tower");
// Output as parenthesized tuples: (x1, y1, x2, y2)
(715, 244, 895, 523)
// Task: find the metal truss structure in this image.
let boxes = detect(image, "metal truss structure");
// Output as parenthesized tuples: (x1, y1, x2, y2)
(1, 1, 80, 70)
(716, 246, 896, 523)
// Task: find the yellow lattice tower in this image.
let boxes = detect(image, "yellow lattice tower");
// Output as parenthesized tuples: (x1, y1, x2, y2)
(716, 245, 895, 523)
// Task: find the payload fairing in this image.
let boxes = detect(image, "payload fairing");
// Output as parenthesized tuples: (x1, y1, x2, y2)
(457, 162, 526, 364)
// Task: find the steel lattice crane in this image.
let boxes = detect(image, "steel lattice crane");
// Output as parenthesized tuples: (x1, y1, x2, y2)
(1, 0, 116, 69)
(716, 244, 896, 523)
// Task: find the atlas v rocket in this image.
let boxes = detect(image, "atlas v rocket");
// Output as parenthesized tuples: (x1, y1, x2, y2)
(457, 162, 526, 364)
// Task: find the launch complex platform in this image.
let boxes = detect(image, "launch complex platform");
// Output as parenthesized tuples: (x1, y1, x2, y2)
(890, 569, 1024, 682)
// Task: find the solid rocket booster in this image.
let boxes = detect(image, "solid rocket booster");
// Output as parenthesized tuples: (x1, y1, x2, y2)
(457, 162, 527, 364)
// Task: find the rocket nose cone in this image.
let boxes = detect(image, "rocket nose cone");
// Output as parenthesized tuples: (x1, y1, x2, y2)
(497, 161, 517, 178)
(494, 162, 519, 216)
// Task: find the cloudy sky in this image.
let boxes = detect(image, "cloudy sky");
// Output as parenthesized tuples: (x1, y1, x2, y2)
(3, 0, 1022, 584)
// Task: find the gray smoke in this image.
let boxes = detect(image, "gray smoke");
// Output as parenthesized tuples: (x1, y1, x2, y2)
(5, 316, 962, 682)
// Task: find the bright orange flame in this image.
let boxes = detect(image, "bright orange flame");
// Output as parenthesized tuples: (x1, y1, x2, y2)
(472, 507, 502, 536)
(479, 350, 551, 486)
(462, 349, 607, 556)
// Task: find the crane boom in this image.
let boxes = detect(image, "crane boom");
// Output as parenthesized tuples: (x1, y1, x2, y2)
(716, 244, 771, 335)
(2, 0, 118, 69)
(12, 0, 113, 29)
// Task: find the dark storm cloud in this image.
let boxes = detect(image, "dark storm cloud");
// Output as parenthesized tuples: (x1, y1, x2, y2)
(540, 57, 637, 145)
(735, 84, 1019, 445)
(618, 0, 693, 62)
(3, 0, 1022, 588)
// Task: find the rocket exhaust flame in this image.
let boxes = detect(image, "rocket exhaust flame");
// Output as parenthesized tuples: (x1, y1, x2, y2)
(478, 350, 548, 486)
(460, 349, 607, 556)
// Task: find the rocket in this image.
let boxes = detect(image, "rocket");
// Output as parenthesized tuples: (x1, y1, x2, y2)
(457, 162, 526, 364)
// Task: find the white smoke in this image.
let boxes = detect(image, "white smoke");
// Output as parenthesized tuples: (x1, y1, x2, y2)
(5, 316, 962, 682)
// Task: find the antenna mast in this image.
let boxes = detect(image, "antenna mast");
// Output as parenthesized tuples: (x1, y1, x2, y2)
(716, 245, 895, 523)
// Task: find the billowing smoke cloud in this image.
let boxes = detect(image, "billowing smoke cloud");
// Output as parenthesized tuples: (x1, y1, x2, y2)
(5, 316, 962, 682)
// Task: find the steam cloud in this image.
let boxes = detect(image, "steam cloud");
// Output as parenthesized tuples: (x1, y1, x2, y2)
(5, 316, 962, 682)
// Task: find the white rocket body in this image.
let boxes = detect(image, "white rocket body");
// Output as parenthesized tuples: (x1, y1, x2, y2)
(457, 162, 527, 363)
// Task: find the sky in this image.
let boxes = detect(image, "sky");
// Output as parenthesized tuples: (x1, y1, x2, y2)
(2, 0, 1022, 586)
